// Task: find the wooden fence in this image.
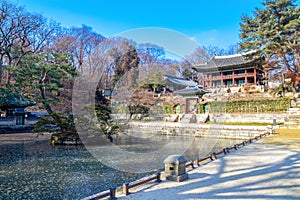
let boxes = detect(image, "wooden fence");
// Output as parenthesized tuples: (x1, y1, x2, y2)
(82, 131, 272, 200)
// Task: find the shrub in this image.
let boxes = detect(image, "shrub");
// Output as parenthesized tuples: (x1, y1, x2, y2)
(207, 98, 290, 113)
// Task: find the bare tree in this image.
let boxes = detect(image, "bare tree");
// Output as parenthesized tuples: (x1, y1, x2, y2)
(53, 25, 104, 72)
(137, 43, 165, 66)
(107, 38, 139, 88)
(185, 47, 210, 65)
(0, 0, 60, 84)
(76, 37, 139, 93)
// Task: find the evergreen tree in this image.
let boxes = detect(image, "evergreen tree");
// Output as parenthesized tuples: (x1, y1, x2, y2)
(110, 40, 139, 88)
(239, 0, 300, 89)
(13, 53, 76, 114)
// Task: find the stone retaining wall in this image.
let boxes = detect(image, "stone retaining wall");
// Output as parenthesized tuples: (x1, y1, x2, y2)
(211, 113, 285, 124)
(129, 122, 269, 139)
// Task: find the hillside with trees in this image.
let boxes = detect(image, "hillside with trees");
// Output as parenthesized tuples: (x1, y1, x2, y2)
(1, 0, 299, 137)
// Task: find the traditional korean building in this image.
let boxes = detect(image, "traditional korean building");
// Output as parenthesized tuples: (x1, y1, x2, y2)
(164, 75, 210, 114)
(0, 95, 39, 132)
(192, 51, 264, 89)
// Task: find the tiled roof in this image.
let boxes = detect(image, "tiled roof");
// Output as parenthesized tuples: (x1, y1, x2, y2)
(174, 87, 211, 96)
(0, 95, 36, 108)
(164, 75, 198, 87)
(192, 51, 260, 72)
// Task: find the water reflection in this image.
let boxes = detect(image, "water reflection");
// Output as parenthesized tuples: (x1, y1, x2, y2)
(0, 133, 241, 199)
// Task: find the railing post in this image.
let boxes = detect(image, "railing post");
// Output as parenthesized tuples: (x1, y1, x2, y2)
(195, 159, 199, 166)
(109, 186, 116, 200)
(156, 172, 161, 182)
(234, 144, 238, 150)
(223, 148, 227, 154)
(123, 182, 129, 196)
(213, 152, 217, 159)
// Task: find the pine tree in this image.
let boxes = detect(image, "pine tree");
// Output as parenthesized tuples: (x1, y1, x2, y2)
(239, 0, 300, 89)
(13, 52, 76, 115)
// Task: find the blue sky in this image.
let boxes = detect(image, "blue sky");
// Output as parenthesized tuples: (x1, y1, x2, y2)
(12, 0, 300, 49)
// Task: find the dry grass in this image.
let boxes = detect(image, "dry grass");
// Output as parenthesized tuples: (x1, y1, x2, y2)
(263, 128, 300, 149)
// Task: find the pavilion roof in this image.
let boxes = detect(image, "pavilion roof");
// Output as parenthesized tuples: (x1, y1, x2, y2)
(174, 87, 211, 96)
(192, 51, 261, 72)
(0, 92, 36, 108)
(164, 75, 198, 87)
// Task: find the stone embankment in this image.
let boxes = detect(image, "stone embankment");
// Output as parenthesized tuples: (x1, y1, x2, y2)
(129, 121, 270, 139)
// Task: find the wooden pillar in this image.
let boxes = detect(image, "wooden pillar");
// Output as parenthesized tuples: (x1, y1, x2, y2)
(156, 172, 161, 182)
(221, 71, 223, 86)
(110, 186, 116, 199)
(244, 68, 247, 84)
(202, 74, 205, 87)
(232, 69, 235, 86)
(185, 99, 188, 114)
(123, 182, 129, 195)
(254, 67, 257, 84)
(210, 72, 212, 88)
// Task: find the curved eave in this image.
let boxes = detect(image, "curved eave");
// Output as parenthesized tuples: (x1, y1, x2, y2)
(192, 58, 262, 73)
(0, 102, 36, 108)
(174, 87, 211, 96)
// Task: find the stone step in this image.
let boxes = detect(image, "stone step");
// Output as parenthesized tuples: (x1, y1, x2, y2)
(286, 114, 300, 117)
(286, 115, 300, 118)
(284, 121, 300, 125)
(286, 125, 300, 128)
(196, 114, 209, 123)
(288, 107, 300, 111)
(180, 114, 197, 123)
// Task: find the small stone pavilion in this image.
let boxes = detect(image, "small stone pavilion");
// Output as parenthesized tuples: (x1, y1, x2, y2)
(0, 95, 38, 131)
(192, 51, 264, 89)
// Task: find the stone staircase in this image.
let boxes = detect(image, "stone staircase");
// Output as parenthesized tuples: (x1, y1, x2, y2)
(284, 108, 300, 128)
(180, 114, 197, 123)
(286, 107, 300, 115)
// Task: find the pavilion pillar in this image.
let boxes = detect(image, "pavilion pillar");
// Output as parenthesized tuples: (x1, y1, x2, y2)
(185, 99, 188, 114)
(244, 69, 247, 84)
(254, 68, 257, 84)
(210, 72, 212, 88)
(221, 71, 223, 86)
(232, 69, 235, 86)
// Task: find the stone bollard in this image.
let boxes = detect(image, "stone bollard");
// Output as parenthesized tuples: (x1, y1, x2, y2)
(162, 155, 188, 182)
(273, 114, 276, 126)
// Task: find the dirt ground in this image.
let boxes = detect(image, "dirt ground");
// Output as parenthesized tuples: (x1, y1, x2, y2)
(0, 132, 51, 145)
(266, 128, 300, 149)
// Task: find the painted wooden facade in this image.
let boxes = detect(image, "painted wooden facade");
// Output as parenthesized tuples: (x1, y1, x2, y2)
(192, 52, 264, 89)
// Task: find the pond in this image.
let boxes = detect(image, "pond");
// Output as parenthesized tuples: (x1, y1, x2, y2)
(0, 132, 242, 200)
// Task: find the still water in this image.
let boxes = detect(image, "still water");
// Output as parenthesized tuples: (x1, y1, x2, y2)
(0, 133, 241, 200)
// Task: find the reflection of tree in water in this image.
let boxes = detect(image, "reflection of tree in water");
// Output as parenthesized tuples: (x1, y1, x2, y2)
(113, 133, 174, 153)
(113, 132, 242, 161)
(185, 137, 242, 160)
